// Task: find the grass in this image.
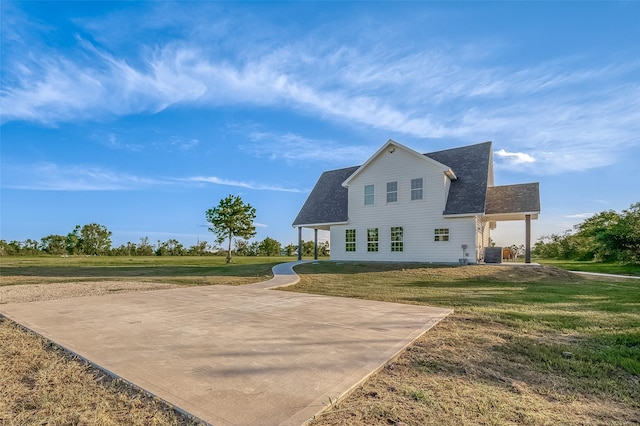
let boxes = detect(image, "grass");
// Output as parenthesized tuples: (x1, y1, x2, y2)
(0, 319, 199, 425)
(0, 256, 294, 286)
(285, 262, 640, 425)
(1, 258, 639, 425)
(537, 259, 640, 276)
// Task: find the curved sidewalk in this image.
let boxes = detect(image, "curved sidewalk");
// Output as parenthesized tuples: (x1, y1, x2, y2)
(244, 260, 311, 289)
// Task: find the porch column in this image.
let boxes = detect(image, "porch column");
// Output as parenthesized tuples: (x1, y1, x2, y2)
(314, 228, 318, 260)
(525, 214, 531, 264)
(297, 227, 302, 261)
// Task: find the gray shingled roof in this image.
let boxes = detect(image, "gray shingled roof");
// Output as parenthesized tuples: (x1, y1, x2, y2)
(425, 141, 492, 215)
(293, 141, 538, 227)
(485, 183, 541, 215)
(292, 166, 359, 226)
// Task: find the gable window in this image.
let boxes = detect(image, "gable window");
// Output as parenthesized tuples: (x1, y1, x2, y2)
(364, 184, 374, 205)
(386, 181, 398, 203)
(367, 228, 379, 252)
(345, 229, 356, 252)
(434, 228, 450, 242)
(411, 178, 423, 200)
(391, 227, 403, 252)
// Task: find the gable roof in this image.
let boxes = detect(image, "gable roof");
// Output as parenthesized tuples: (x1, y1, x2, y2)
(342, 139, 456, 187)
(292, 140, 526, 227)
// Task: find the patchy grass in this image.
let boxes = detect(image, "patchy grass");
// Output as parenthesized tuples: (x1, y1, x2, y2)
(0, 256, 292, 286)
(537, 259, 640, 276)
(286, 262, 640, 425)
(0, 318, 202, 425)
(1, 260, 638, 425)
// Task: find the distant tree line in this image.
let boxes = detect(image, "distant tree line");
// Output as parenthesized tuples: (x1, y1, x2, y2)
(533, 202, 640, 264)
(0, 222, 328, 258)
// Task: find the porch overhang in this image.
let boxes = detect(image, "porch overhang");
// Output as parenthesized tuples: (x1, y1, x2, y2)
(482, 212, 539, 222)
(293, 221, 347, 231)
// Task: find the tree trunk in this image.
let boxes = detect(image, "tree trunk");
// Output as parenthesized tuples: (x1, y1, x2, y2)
(226, 231, 232, 263)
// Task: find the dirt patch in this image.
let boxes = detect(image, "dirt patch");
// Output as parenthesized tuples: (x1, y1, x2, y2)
(0, 281, 180, 304)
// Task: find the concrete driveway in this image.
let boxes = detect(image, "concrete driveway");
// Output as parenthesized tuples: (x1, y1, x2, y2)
(0, 262, 452, 426)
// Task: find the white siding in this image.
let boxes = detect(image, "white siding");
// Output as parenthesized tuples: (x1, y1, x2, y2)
(330, 147, 477, 263)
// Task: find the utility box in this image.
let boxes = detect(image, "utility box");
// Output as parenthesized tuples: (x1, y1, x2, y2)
(484, 247, 503, 264)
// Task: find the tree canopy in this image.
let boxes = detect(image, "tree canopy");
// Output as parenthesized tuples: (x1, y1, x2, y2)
(205, 195, 257, 263)
(533, 202, 640, 264)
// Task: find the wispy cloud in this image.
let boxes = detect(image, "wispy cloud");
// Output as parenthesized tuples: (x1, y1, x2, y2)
(0, 161, 303, 192)
(0, 163, 163, 191)
(564, 213, 594, 219)
(2, 3, 639, 174)
(242, 131, 371, 165)
(184, 176, 306, 193)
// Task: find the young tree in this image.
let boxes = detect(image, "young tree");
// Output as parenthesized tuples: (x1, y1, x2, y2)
(259, 237, 282, 257)
(79, 223, 112, 255)
(205, 195, 257, 263)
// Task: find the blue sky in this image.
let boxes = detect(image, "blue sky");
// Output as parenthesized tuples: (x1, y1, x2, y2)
(1, 1, 639, 250)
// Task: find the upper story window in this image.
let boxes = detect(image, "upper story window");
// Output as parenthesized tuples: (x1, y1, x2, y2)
(411, 178, 423, 200)
(386, 181, 398, 203)
(345, 229, 356, 252)
(364, 184, 374, 205)
(367, 228, 379, 252)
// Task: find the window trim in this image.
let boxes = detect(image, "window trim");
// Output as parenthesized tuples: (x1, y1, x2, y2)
(386, 181, 398, 203)
(364, 184, 374, 205)
(367, 228, 379, 252)
(345, 229, 356, 252)
(434, 228, 450, 242)
(411, 178, 423, 201)
(391, 226, 403, 252)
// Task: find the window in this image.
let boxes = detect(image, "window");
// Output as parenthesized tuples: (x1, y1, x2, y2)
(345, 229, 356, 252)
(367, 228, 379, 252)
(391, 227, 403, 252)
(411, 178, 423, 200)
(434, 228, 449, 242)
(386, 181, 398, 203)
(364, 184, 374, 205)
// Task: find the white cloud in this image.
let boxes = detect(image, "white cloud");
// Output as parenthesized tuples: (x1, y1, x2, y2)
(564, 213, 594, 219)
(0, 163, 162, 191)
(184, 176, 306, 193)
(2, 4, 639, 175)
(255, 222, 268, 228)
(243, 131, 371, 165)
(494, 149, 536, 165)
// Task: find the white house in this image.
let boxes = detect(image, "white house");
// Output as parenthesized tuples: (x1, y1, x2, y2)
(293, 140, 540, 263)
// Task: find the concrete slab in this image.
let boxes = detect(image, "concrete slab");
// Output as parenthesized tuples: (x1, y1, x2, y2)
(0, 264, 452, 426)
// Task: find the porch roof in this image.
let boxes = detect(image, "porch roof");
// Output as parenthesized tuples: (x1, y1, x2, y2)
(484, 182, 540, 221)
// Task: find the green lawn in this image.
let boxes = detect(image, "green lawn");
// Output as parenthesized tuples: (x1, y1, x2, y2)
(286, 262, 640, 425)
(0, 255, 298, 286)
(537, 259, 640, 276)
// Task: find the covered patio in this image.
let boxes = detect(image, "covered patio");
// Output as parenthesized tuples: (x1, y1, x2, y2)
(483, 183, 541, 263)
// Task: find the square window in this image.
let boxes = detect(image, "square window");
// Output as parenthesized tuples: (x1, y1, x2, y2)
(367, 228, 379, 252)
(364, 184, 374, 205)
(386, 181, 398, 203)
(411, 178, 423, 200)
(434, 228, 449, 242)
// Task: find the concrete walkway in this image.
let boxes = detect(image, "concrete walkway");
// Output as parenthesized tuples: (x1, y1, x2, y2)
(569, 270, 640, 280)
(0, 262, 452, 426)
